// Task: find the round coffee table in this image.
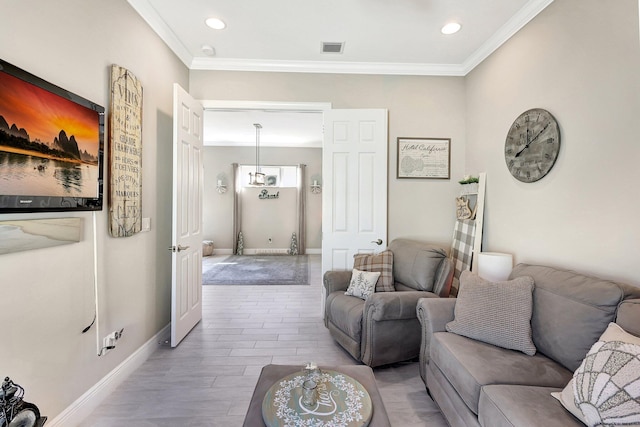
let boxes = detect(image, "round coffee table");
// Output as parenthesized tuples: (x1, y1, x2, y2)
(261, 369, 373, 427)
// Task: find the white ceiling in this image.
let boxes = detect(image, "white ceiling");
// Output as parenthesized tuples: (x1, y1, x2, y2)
(128, 0, 553, 76)
(129, 0, 554, 146)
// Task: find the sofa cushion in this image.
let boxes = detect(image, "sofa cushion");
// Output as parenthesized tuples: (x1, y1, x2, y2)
(387, 238, 447, 292)
(479, 385, 584, 427)
(353, 250, 394, 292)
(430, 331, 572, 414)
(510, 264, 628, 372)
(446, 271, 536, 355)
(325, 292, 365, 341)
(616, 299, 640, 337)
(553, 381, 587, 425)
(344, 268, 380, 300)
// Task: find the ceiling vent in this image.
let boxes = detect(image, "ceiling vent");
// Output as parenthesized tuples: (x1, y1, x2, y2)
(321, 42, 344, 54)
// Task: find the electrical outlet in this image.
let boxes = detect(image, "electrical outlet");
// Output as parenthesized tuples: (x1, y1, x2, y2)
(102, 329, 124, 355)
(115, 328, 124, 340)
(102, 333, 116, 355)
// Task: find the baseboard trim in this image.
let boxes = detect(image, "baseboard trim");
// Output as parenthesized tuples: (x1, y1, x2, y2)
(212, 248, 234, 255)
(47, 324, 170, 427)
(254, 248, 289, 255)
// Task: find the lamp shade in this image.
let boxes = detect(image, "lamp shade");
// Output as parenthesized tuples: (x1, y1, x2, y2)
(477, 252, 513, 282)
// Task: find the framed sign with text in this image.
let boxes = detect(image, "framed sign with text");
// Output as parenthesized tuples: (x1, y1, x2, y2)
(108, 65, 143, 237)
(397, 137, 450, 179)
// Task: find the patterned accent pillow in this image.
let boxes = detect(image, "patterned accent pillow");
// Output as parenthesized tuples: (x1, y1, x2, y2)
(353, 250, 394, 292)
(344, 268, 381, 300)
(553, 323, 640, 427)
(446, 270, 536, 356)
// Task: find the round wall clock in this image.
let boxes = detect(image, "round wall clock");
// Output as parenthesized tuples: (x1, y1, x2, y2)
(504, 108, 561, 183)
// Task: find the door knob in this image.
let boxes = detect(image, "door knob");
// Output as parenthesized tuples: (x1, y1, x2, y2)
(168, 244, 190, 252)
(371, 239, 383, 246)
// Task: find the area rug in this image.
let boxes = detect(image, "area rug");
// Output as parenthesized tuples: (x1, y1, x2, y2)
(202, 255, 309, 285)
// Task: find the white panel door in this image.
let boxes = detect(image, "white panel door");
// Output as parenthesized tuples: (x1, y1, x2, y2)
(322, 109, 388, 275)
(171, 84, 203, 347)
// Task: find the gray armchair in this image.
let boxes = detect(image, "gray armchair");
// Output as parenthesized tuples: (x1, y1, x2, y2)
(323, 238, 453, 367)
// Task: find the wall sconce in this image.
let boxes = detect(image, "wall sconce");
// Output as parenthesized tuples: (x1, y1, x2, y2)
(310, 174, 322, 194)
(216, 173, 228, 194)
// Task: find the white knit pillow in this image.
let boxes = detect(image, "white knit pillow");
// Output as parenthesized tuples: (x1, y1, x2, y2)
(446, 270, 536, 355)
(344, 268, 380, 300)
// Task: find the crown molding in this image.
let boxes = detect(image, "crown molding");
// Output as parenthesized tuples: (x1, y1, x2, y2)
(462, 0, 555, 74)
(127, 0, 193, 67)
(190, 57, 466, 76)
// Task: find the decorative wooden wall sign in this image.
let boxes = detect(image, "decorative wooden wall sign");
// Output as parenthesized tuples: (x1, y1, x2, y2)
(108, 65, 143, 237)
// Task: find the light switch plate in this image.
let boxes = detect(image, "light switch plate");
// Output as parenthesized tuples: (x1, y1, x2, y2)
(142, 217, 151, 232)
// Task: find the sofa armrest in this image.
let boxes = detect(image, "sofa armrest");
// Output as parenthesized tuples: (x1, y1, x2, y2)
(365, 291, 438, 322)
(416, 297, 457, 381)
(433, 257, 454, 297)
(323, 271, 352, 295)
(417, 297, 457, 333)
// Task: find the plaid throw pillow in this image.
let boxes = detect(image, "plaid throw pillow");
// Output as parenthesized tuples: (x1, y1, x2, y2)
(353, 250, 394, 292)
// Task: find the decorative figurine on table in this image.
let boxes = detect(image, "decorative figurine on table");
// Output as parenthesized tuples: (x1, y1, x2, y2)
(304, 361, 321, 381)
(301, 362, 321, 408)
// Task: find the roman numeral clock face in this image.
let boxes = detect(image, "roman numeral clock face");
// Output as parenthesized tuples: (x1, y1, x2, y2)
(504, 108, 561, 183)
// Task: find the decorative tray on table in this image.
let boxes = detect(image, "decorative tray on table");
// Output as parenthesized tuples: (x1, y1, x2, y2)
(261, 369, 373, 427)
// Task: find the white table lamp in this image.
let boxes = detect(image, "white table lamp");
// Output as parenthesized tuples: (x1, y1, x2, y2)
(477, 252, 513, 282)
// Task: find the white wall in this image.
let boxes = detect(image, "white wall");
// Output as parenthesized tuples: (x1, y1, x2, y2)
(203, 146, 323, 251)
(0, 0, 188, 419)
(242, 186, 297, 250)
(466, 0, 640, 286)
(191, 73, 467, 249)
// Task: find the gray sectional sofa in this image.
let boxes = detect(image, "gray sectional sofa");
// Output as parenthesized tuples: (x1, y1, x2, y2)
(417, 263, 640, 427)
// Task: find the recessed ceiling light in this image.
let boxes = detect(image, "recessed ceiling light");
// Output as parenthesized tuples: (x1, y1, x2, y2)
(441, 22, 461, 35)
(205, 17, 226, 30)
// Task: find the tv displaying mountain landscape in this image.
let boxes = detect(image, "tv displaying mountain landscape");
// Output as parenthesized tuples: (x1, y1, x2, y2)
(0, 59, 104, 213)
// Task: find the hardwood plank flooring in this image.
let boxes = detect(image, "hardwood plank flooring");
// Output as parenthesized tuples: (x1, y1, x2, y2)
(80, 255, 447, 426)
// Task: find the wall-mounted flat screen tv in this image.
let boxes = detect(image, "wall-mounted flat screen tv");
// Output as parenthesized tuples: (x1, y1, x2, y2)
(0, 59, 104, 213)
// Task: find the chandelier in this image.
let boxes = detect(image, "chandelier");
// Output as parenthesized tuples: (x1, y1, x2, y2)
(248, 123, 265, 186)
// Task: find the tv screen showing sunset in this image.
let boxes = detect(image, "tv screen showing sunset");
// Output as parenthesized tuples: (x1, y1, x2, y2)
(0, 67, 102, 198)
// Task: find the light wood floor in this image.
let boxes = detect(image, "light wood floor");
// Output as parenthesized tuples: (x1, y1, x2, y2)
(80, 255, 447, 426)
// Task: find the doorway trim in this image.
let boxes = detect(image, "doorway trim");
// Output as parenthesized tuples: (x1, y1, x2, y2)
(201, 100, 332, 113)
